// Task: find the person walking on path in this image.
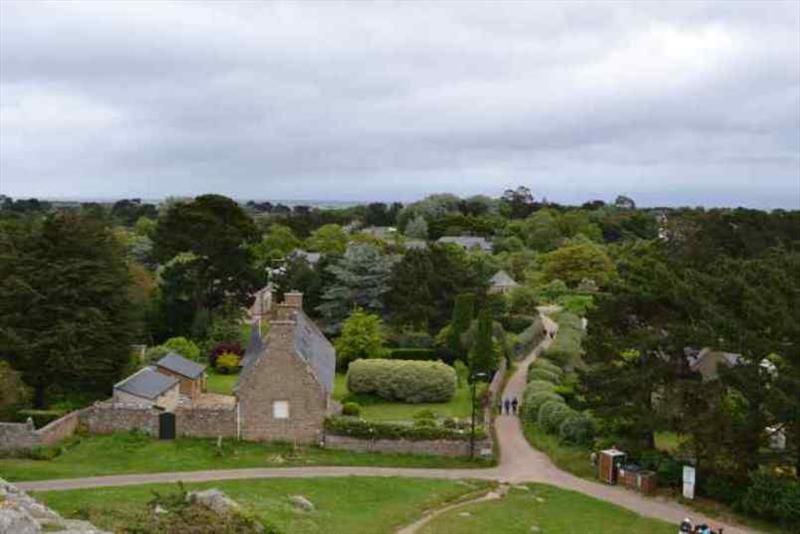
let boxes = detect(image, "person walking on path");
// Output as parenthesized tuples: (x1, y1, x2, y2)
(504, 398, 511, 415)
(511, 397, 519, 415)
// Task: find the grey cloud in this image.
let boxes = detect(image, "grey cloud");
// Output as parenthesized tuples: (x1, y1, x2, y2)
(1, 0, 798, 207)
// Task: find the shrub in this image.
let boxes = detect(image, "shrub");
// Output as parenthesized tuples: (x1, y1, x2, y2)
(324, 416, 485, 441)
(537, 401, 574, 434)
(737, 471, 800, 525)
(342, 402, 361, 416)
(209, 341, 244, 368)
(499, 314, 535, 334)
(386, 331, 434, 349)
(553, 383, 577, 405)
(453, 360, 469, 387)
(387, 348, 437, 361)
(17, 409, 65, 428)
(335, 309, 388, 370)
(526, 380, 556, 394)
(215, 353, 241, 374)
(513, 316, 546, 358)
(346, 359, 456, 403)
(527, 367, 561, 384)
(163, 337, 201, 361)
(521, 391, 565, 422)
(145, 345, 171, 363)
(532, 358, 563, 376)
(558, 412, 595, 445)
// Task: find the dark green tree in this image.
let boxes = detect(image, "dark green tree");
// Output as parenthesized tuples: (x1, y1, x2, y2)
(384, 248, 436, 330)
(0, 213, 136, 407)
(469, 307, 497, 376)
(448, 293, 475, 361)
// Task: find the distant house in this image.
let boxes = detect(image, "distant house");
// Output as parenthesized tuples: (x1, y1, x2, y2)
(235, 292, 336, 443)
(249, 283, 274, 321)
(360, 226, 397, 239)
(113, 367, 180, 410)
(489, 270, 519, 294)
(155, 352, 207, 399)
(437, 236, 493, 252)
(403, 238, 428, 250)
(290, 249, 322, 266)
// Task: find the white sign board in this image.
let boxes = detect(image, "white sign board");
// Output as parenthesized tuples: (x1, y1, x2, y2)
(682, 466, 696, 500)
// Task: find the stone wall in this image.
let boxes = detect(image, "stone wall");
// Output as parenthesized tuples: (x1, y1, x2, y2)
(36, 409, 83, 446)
(81, 403, 160, 436)
(0, 420, 38, 454)
(324, 434, 493, 457)
(175, 406, 237, 438)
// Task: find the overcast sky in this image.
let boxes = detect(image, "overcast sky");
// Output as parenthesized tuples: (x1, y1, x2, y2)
(1, 1, 798, 208)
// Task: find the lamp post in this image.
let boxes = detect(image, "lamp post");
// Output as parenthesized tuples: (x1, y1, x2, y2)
(469, 371, 487, 458)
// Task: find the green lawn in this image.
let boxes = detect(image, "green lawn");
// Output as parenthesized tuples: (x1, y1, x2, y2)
(37, 477, 492, 534)
(0, 432, 491, 482)
(206, 368, 238, 395)
(523, 422, 596, 479)
(419, 483, 675, 534)
(333, 374, 475, 422)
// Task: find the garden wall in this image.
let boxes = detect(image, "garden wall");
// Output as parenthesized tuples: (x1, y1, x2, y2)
(324, 434, 493, 457)
(81, 402, 160, 436)
(175, 406, 237, 438)
(0, 409, 86, 453)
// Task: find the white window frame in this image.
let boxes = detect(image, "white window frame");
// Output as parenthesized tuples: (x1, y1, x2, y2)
(272, 400, 289, 419)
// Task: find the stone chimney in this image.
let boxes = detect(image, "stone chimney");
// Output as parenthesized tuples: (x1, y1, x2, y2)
(273, 291, 303, 321)
(284, 291, 303, 311)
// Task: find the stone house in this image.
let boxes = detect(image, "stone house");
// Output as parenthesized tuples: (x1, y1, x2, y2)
(155, 352, 207, 399)
(235, 292, 336, 443)
(437, 235, 493, 252)
(113, 367, 180, 410)
(489, 270, 519, 294)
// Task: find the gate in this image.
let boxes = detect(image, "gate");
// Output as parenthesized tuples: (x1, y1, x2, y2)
(159, 412, 176, 440)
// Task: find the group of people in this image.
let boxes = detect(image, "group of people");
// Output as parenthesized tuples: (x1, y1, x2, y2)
(499, 397, 519, 415)
(679, 518, 723, 534)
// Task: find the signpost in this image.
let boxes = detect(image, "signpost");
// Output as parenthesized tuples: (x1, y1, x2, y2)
(682, 466, 696, 500)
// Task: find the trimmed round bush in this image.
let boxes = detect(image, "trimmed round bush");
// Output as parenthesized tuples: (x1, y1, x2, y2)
(521, 391, 565, 422)
(526, 380, 556, 394)
(537, 401, 574, 434)
(215, 353, 241, 374)
(558, 412, 595, 445)
(532, 358, 563, 377)
(346, 359, 456, 403)
(342, 402, 361, 416)
(527, 367, 561, 384)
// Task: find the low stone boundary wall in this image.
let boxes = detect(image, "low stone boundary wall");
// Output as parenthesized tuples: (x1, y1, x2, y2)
(324, 434, 493, 457)
(175, 406, 237, 438)
(0, 409, 87, 453)
(81, 403, 160, 436)
(36, 409, 84, 446)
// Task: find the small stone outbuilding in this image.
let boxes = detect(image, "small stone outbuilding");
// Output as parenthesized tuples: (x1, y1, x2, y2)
(155, 352, 207, 399)
(113, 367, 180, 410)
(235, 292, 336, 444)
(489, 269, 519, 294)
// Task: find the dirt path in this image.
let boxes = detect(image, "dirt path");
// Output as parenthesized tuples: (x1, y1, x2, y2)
(395, 485, 508, 534)
(16, 311, 756, 533)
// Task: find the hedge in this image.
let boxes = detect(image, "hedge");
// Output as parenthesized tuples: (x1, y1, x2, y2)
(558, 412, 595, 445)
(527, 368, 561, 384)
(737, 471, 800, 526)
(537, 401, 574, 434)
(531, 358, 563, 377)
(526, 380, 556, 394)
(325, 416, 485, 441)
(513, 315, 546, 358)
(346, 359, 456, 403)
(387, 348, 438, 361)
(521, 391, 564, 422)
(499, 314, 535, 334)
(544, 311, 584, 369)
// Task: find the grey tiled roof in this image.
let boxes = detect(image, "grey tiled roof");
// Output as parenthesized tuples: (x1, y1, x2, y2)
(291, 249, 321, 265)
(241, 324, 264, 369)
(437, 236, 493, 251)
(293, 311, 336, 393)
(115, 367, 178, 400)
(490, 270, 518, 287)
(156, 352, 206, 379)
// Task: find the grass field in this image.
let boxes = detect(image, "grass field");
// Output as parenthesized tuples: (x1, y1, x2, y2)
(419, 483, 675, 534)
(37, 477, 492, 534)
(206, 368, 239, 394)
(333, 374, 474, 422)
(0, 432, 491, 482)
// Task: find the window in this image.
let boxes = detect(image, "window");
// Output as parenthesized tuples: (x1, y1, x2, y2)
(272, 400, 289, 419)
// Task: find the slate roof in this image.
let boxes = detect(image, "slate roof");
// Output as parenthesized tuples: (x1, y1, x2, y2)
(490, 270, 519, 288)
(437, 236, 493, 252)
(156, 352, 206, 380)
(115, 367, 179, 400)
(241, 324, 264, 369)
(403, 239, 428, 250)
(235, 310, 335, 394)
